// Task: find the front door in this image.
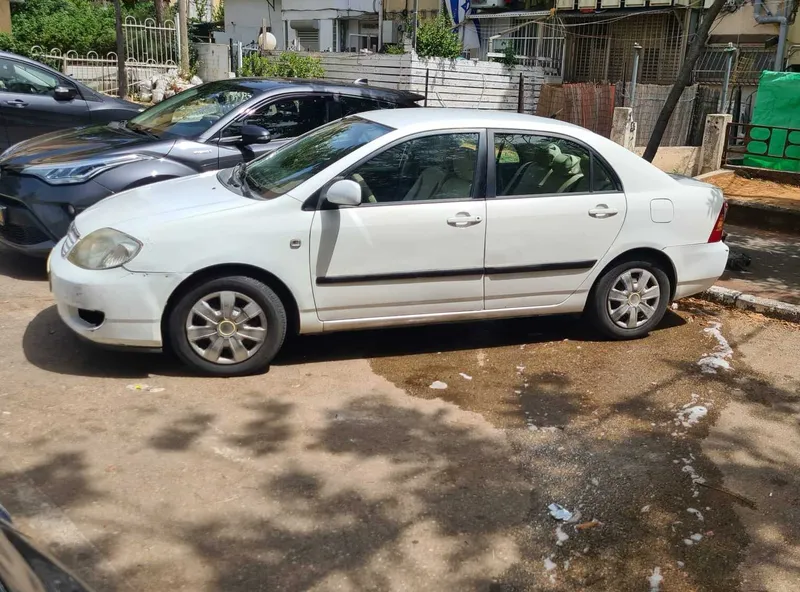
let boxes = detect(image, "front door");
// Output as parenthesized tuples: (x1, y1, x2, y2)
(0, 58, 91, 146)
(310, 131, 487, 322)
(484, 131, 627, 309)
(217, 95, 329, 169)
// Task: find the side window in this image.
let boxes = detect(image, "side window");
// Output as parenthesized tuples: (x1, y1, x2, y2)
(347, 133, 479, 204)
(340, 96, 398, 116)
(223, 96, 327, 140)
(0, 58, 62, 96)
(494, 133, 616, 196)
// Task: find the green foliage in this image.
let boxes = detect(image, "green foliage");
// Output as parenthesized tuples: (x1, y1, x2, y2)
(239, 52, 324, 79)
(416, 11, 462, 59)
(10, 0, 117, 56)
(212, 0, 225, 23)
(6, 0, 162, 57)
(499, 42, 517, 67)
(191, 0, 208, 24)
(383, 43, 405, 55)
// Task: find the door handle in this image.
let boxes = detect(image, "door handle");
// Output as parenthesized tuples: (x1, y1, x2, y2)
(588, 205, 618, 218)
(5, 99, 28, 107)
(447, 212, 483, 227)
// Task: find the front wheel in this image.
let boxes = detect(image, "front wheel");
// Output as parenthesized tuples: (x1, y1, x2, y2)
(587, 260, 670, 340)
(168, 276, 287, 376)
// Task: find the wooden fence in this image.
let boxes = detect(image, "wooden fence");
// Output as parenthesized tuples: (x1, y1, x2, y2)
(535, 83, 616, 138)
(294, 53, 553, 114)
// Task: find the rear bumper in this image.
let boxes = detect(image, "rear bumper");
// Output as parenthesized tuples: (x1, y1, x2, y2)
(665, 241, 729, 300)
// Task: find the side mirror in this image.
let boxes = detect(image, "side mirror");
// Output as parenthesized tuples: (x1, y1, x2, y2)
(324, 179, 362, 207)
(240, 124, 272, 145)
(53, 86, 77, 101)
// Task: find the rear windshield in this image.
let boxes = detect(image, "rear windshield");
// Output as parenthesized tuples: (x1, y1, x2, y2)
(244, 117, 391, 199)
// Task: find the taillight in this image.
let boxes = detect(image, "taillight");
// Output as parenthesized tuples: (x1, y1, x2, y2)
(708, 201, 728, 243)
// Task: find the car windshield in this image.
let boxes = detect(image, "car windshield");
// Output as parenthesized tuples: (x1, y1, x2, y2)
(244, 117, 391, 200)
(126, 81, 256, 139)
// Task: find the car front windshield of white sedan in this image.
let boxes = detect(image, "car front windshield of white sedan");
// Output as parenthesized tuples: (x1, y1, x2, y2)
(244, 117, 391, 200)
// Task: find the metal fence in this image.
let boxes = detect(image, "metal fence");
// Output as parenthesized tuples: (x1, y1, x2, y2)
(30, 17, 178, 96)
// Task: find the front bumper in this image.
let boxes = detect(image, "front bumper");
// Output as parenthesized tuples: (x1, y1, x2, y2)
(0, 172, 112, 257)
(49, 243, 189, 348)
(665, 241, 730, 300)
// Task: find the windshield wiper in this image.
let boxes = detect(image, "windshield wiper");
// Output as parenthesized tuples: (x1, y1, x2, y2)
(125, 121, 159, 139)
(229, 161, 245, 187)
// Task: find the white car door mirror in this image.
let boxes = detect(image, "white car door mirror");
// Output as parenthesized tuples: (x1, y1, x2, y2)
(324, 179, 362, 207)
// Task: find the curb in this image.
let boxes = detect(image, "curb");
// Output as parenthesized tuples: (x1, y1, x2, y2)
(696, 286, 800, 323)
(725, 198, 800, 235)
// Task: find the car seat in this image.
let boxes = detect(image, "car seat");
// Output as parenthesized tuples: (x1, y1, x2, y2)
(436, 148, 475, 199)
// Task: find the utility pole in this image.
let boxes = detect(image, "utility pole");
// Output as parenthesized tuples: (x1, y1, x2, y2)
(113, 0, 127, 98)
(642, 0, 727, 162)
(178, 0, 191, 77)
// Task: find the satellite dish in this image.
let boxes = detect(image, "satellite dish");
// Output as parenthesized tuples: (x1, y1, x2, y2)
(258, 31, 277, 51)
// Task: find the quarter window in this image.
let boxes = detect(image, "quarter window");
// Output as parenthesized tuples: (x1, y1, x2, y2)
(346, 133, 479, 204)
(223, 96, 327, 140)
(494, 133, 618, 196)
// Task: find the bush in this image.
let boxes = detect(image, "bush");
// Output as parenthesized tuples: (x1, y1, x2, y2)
(416, 11, 462, 59)
(6, 0, 160, 58)
(239, 52, 324, 79)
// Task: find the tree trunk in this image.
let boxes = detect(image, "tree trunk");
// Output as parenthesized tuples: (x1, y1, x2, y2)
(154, 0, 165, 25)
(642, 0, 727, 162)
(178, 0, 190, 77)
(113, 0, 128, 99)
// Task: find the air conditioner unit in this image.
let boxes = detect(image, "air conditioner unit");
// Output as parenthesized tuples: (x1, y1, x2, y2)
(625, 0, 646, 6)
(601, 0, 621, 7)
(674, 0, 691, 5)
(578, 0, 597, 8)
(556, 0, 576, 9)
(649, 0, 673, 6)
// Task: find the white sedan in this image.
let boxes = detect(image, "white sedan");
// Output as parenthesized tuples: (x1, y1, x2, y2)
(50, 109, 729, 376)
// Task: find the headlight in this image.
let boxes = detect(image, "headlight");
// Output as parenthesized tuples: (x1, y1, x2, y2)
(67, 228, 142, 270)
(22, 154, 153, 185)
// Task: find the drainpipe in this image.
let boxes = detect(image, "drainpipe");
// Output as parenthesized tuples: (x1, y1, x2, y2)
(754, 0, 793, 71)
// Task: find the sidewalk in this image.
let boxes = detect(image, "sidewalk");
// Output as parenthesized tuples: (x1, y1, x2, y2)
(717, 224, 800, 305)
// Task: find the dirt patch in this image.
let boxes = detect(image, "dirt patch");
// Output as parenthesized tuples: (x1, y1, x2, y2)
(371, 305, 752, 591)
(705, 172, 800, 212)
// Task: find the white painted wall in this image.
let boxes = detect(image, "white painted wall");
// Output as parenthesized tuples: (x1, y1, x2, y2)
(282, 0, 374, 12)
(224, 0, 284, 49)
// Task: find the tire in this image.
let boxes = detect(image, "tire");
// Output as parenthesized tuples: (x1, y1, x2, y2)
(168, 275, 287, 376)
(587, 259, 670, 340)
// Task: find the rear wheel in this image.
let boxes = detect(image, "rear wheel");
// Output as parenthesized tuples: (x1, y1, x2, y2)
(587, 260, 670, 340)
(168, 275, 287, 376)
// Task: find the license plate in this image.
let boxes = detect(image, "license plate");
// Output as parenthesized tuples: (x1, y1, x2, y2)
(0, 205, 5, 226)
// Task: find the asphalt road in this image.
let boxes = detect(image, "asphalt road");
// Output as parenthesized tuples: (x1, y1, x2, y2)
(1, 247, 798, 592)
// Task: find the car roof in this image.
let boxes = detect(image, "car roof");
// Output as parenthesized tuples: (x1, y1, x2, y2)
(232, 77, 423, 102)
(360, 108, 586, 133)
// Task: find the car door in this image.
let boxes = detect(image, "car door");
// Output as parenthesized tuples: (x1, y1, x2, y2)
(217, 94, 329, 169)
(0, 57, 91, 146)
(310, 130, 487, 322)
(484, 130, 627, 309)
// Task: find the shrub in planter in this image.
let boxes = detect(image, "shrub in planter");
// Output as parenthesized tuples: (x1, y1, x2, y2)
(416, 12, 462, 59)
(239, 52, 324, 79)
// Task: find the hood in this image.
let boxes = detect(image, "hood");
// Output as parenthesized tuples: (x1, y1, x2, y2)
(0, 122, 174, 168)
(75, 172, 254, 238)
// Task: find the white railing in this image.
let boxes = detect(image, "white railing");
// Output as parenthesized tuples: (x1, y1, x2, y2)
(123, 17, 178, 66)
(31, 46, 177, 96)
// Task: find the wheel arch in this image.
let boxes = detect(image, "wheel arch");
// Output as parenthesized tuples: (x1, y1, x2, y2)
(590, 248, 678, 302)
(160, 263, 301, 347)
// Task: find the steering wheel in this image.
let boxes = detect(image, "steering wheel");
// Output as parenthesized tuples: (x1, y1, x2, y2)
(351, 173, 377, 204)
(8, 82, 39, 95)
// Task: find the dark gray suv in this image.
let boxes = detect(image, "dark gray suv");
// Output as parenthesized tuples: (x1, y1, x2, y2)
(0, 78, 421, 256)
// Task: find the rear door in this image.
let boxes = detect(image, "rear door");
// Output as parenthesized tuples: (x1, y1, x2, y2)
(217, 94, 329, 168)
(484, 130, 627, 309)
(0, 57, 91, 145)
